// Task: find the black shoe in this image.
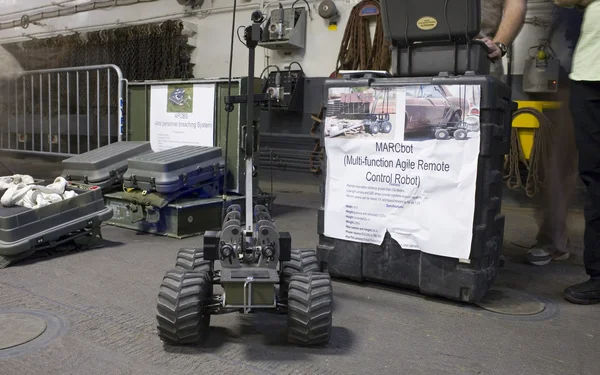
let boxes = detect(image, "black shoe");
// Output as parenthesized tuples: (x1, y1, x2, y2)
(564, 279, 600, 305)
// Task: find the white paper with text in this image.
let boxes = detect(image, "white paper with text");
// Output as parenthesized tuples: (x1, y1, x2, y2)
(150, 83, 216, 152)
(323, 84, 482, 259)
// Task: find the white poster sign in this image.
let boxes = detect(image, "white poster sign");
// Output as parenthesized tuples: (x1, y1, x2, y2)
(323, 84, 482, 259)
(150, 83, 216, 152)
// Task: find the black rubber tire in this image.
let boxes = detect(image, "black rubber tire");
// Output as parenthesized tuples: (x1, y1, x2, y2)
(453, 128, 468, 140)
(280, 249, 319, 300)
(156, 269, 211, 345)
(370, 122, 380, 135)
(175, 248, 212, 273)
(287, 272, 333, 346)
(382, 121, 392, 134)
(434, 128, 450, 140)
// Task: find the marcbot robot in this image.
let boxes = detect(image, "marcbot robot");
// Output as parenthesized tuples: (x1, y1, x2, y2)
(155, 6, 333, 346)
(364, 88, 393, 135)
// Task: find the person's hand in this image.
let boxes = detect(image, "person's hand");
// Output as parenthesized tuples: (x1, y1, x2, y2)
(480, 37, 502, 61)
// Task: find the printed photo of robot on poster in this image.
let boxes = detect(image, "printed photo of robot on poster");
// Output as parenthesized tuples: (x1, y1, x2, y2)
(324, 85, 481, 143)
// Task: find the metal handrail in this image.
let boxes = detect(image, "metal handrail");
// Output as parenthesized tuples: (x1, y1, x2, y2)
(1, 64, 127, 157)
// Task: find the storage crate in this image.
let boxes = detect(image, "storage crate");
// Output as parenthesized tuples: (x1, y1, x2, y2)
(317, 74, 514, 303)
(0, 187, 113, 267)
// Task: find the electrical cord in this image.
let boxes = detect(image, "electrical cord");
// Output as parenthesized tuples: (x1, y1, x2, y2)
(504, 107, 555, 198)
(288, 61, 304, 73)
(221, 0, 238, 222)
(259, 64, 281, 79)
(292, 0, 312, 19)
(237, 25, 247, 47)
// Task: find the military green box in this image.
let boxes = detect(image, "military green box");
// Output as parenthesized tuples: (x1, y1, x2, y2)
(104, 192, 272, 239)
(105, 193, 244, 239)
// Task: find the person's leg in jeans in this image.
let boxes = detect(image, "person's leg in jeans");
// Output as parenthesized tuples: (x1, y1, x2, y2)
(565, 79, 600, 304)
(530, 160, 577, 263)
(527, 84, 578, 265)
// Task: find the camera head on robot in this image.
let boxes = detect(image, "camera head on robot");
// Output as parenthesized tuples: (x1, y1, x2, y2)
(251, 10, 265, 24)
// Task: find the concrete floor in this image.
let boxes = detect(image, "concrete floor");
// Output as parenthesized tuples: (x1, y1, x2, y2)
(0, 160, 599, 374)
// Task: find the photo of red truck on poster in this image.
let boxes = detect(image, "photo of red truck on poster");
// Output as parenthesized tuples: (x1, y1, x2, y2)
(324, 85, 480, 142)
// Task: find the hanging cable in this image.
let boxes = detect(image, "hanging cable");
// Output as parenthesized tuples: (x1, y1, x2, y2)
(287, 61, 304, 73)
(292, 0, 312, 20)
(259, 64, 281, 79)
(504, 107, 555, 198)
(335, 0, 390, 74)
(237, 25, 247, 47)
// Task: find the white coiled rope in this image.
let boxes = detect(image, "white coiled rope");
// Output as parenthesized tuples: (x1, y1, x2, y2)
(0, 175, 78, 209)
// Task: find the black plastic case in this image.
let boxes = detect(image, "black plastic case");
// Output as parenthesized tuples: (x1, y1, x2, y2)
(380, 0, 481, 45)
(62, 141, 153, 191)
(317, 75, 514, 303)
(122, 145, 225, 194)
(391, 43, 491, 77)
(380, 0, 489, 77)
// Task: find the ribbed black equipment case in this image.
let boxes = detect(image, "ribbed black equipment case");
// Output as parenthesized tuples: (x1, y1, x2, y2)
(62, 141, 153, 191)
(317, 75, 513, 303)
(0, 187, 113, 264)
(380, 0, 490, 77)
(380, 0, 480, 44)
(122, 145, 225, 194)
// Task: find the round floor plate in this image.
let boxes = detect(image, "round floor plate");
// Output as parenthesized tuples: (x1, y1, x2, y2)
(475, 287, 546, 316)
(0, 313, 48, 350)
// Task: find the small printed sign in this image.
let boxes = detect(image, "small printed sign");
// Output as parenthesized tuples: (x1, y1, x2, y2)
(149, 83, 216, 152)
(416, 17, 438, 31)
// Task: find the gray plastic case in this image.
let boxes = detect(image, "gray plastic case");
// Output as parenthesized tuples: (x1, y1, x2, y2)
(0, 187, 113, 257)
(62, 142, 153, 190)
(122, 145, 225, 194)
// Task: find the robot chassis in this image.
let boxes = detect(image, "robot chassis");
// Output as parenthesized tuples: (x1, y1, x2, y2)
(155, 11, 334, 347)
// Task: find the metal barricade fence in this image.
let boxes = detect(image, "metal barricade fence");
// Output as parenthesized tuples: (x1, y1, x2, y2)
(0, 64, 126, 157)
